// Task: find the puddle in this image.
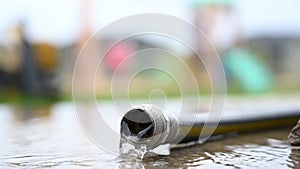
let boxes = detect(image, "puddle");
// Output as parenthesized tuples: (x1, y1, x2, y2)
(0, 102, 299, 168)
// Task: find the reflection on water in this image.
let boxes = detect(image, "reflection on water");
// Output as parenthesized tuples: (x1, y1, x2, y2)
(141, 133, 300, 169)
(0, 102, 299, 169)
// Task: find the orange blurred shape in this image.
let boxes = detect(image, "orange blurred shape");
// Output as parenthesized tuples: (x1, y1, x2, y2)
(32, 43, 58, 73)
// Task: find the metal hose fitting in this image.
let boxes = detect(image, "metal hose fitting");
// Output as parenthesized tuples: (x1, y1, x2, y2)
(120, 104, 179, 150)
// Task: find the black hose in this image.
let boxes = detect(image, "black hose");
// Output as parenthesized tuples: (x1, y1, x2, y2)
(120, 104, 300, 150)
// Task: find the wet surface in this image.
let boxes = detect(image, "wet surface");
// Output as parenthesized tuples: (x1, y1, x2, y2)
(0, 102, 300, 169)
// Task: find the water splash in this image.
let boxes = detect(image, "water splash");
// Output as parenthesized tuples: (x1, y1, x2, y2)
(119, 121, 153, 160)
(119, 137, 149, 160)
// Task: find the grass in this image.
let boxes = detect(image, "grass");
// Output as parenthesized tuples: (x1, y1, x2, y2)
(1, 84, 299, 106)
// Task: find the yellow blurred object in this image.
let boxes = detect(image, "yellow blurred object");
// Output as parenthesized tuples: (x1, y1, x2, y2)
(32, 43, 58, 73)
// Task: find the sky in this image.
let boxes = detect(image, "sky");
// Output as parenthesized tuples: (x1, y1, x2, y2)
(0, 0, 300, 46)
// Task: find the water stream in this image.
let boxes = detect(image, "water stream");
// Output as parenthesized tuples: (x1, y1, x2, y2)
(119, 120, 153, 160)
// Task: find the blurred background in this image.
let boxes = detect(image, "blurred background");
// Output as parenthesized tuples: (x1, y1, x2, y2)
(1, 1, 300, 168)
(0, 0, 300, 102)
